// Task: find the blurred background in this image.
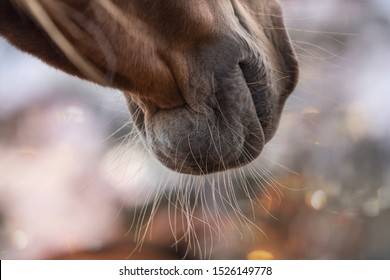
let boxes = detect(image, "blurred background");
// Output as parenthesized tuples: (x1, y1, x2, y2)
(1, 0, 390, 259)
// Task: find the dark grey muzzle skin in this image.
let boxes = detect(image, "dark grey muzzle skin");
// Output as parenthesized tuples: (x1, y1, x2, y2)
(129, 22, 298, 175)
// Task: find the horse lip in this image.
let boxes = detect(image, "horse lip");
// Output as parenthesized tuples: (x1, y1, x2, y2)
(156, 151, 255, 175)
(129, 96, 263, 175)
(128, 63, 267, 175)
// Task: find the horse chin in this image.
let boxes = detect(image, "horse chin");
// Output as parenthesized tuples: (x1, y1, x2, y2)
(128, 70, 267, 175)
(129, 107, 264, 175)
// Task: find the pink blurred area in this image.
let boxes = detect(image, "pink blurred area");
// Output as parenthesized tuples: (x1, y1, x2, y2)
(0, 37, 175, 259)
(0, 38, 146, 258)
(0, 70, 121, 258)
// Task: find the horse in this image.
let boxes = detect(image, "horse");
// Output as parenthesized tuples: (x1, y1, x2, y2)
(0, 0, 298, 175)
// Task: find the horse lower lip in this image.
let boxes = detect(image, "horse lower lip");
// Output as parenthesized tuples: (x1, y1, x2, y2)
(132, 96, 263, 174)
(128, 63, 266, 175)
